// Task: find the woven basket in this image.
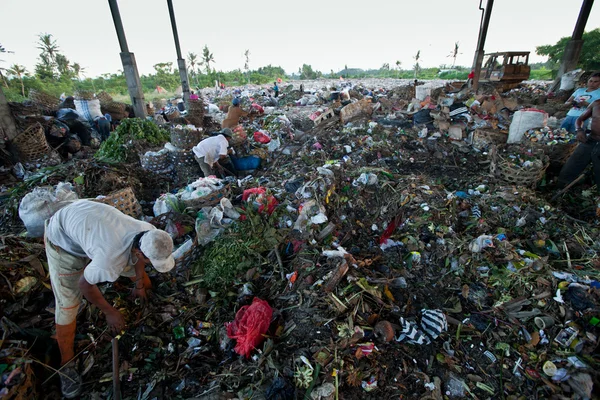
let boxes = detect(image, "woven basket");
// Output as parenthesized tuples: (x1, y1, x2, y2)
(187, 99, 205, 127)
(12, 123, 52, 161)
(94, 187, 143, 218)
(74, 90, 95, 100)
(149, 212, 200, 270)
(169, 148, 197, 166)
(180, 185, 230, 210)
(29, 89, 60, 111)
(170, 128, 202, 150)
(101, 101, 129, 120)
(531, 142, 577, 165)
(174, 164, 202, 184)
(490, 145, 549, 188)
(165, 108, 180, 120)
(96, 91, 113, 103)
(141, 150, 171, 171)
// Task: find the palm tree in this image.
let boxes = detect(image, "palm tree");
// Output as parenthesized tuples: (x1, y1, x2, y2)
(55, 54, 71, 78)
(187, 52, 199, 86)
(0, 43, 13, 88)
(37, 34, 59, 62)
(71, 62, 85, 81)
(7, 64, 27, 96)
(201, 45, 215, 74)
(244, 49, 250, 83)
(395, 60, 401, 79)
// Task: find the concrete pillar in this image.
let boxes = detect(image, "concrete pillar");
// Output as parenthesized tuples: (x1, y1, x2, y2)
(0, 86, 19, 142)
(167, 0, 190, 102)
(549, 0, 594, 92)
(120, 52, 146, 119)
(472, 0, 494, 92)
(108, 0, 146, 118)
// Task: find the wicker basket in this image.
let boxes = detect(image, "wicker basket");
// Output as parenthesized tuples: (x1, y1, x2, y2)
(141, 149, 171, 171)
(187, 99, 205, 127)
(531, 142, 577, 165)
(93, 187, 143, 218)
(74, 90, 95, 100)
(12, 123, 52, 161)
(180, 185, 230, 210)
(96, 91, 113, 103)
(29, 89, 60, 111)
(153, 99, 167, 110)
(101, 101, 129, 120)
(170, 128, 202, 150)
(165, 108, 180, 120)
(149, 212, 200, 270)
(169, 148, 197, 166)
(490, 145, 549, 187)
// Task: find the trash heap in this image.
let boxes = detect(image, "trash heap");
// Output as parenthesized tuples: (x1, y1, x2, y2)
(1, 78, 600, 399)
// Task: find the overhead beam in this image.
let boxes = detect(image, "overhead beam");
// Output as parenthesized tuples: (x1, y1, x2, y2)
(167, 0, 190, 103)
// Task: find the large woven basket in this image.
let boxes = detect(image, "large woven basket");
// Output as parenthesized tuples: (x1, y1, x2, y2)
(93, 187, 143, 219)
(174, 164, 202, 184)
(180, 185, 230, 210)
(101, 101, 128, 119)
(12, 123, 52, 161)
(141, 150, 171, 171)
(165, 108, 180, 120)
(187, 99, 205, 127)
(96, 91, 113, 103)
(29, 89, 60, 111)
(149, 212, 200, 270)
(169, 148, 197, 166)
(490, 145, 549, 188)
(531, 142, 577, 165)
(170, 128, 202, 150)
(74, 90, 95, 100)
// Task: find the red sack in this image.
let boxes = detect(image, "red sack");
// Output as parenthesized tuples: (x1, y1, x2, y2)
(225, 298, 273, 358)
(253, 131, 271, 144)
(242, 187, 278, 215)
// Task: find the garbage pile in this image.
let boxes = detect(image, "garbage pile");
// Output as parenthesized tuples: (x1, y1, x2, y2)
(1, 78, 600, 399)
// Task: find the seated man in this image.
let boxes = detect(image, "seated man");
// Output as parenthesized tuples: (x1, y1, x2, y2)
(45, 200, 175, 398)
(192, 129, 236, 177)
(557, 99, 600, 192)
(561, 72, 600, 132)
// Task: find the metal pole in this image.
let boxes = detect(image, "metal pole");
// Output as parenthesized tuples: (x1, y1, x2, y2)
(167, 0, 191, 103)
(108, 0, 129, 53)
(107, 0, 146, 118)
(472, 0, 494, 92)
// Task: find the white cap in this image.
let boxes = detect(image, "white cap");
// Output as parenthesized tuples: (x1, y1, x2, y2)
(140, 230, 175, 272)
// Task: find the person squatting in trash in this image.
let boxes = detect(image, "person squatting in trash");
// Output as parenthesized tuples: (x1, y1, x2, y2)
(561, 72, 600, 132)
(222, 97, 249, 129)
(45, 200, 175, 399)
(192, 129, 237, 178)
(557, 98, 600, 193)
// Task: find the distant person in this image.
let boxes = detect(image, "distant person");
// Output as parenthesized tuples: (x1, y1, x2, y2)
(222, 97, 249, 129)
(273, 82, 279, 98)
(189, 90, 199, 100)
(561, 72, 600, 132)
(299, 83, 304, 93)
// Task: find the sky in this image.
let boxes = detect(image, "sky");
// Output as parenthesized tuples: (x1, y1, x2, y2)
(0, 0, 599, 78)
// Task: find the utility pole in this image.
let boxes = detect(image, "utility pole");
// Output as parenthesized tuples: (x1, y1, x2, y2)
(0, 86, 18, 142)
(108, 0, 146, 119)
(549, 0, 594, 92)
(167, 0, 190, 103)
(471, 0, 494, 92)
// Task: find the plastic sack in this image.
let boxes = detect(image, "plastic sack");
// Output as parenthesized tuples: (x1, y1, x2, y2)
(225, 297, 273, 358)
(172, 238, 193, 260)
(19, 183, 78, 237)
(153, 193, 180, 217)
(242, 187, 278, 215)
(508, 109, 548, 143)
(560, 69, 583, 91)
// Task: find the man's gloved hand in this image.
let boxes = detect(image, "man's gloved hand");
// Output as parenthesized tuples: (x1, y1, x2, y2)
(105, 309, 125, 334)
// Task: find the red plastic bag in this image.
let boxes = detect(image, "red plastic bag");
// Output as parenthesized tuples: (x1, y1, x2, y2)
(225, 298, 273, 358)
(253, 131, 271, 144)
(242, 187, 278, 216)
(251, 103, 264, 114)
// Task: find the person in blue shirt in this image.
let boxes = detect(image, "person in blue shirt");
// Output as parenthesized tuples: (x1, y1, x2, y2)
(273, 82, 279, 98)
(561, 72, 600, 132)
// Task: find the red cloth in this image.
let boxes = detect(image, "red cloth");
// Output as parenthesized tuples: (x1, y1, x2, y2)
(468, 70, 475, 79)
(226, 298, 273, 358)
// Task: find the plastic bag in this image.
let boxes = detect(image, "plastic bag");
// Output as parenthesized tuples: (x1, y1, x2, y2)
(19, 182, 78, 237)
(225, 297, 273, 358)
(508, 109, 548, 143)
(253, 131, 271, 144)
(153, 193, 180, 217)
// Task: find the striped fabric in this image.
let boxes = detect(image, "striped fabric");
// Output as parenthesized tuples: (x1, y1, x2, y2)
(74, 99, 103, 122)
